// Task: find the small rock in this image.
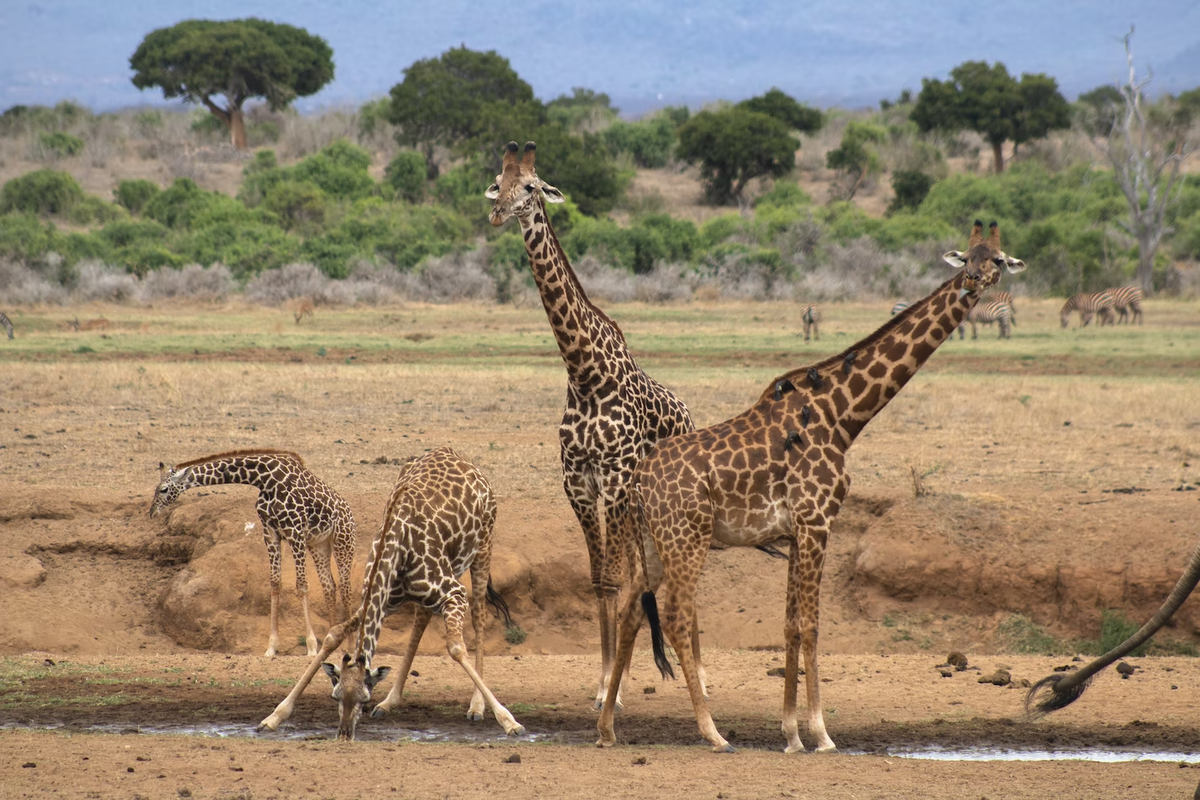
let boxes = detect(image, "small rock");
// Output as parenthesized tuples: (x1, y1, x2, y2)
(503, 753, 521, 764)
(938, 668, 953, 678)
(632, 756, 648, 766)
(22, 762, 35, 769)
(643, 686, 655, 694)
(1116, 661, 1137, 677)
(1052, 664, 1075, 672)
(946, 652, 969, 671)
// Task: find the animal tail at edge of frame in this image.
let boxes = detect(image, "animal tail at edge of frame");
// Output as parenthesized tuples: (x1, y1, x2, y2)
(486, 578, 517, 630)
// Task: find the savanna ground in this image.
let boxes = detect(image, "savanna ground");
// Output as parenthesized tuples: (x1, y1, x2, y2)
(2, 296, 1200, 798)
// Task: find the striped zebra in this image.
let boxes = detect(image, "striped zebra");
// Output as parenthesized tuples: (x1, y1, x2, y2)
(989, 290, 1016, 327)
(799, 302, 821, 341)
(1060, 291, 1115, 328)
(1108, 285, 1144, 324)
(0, 312, 11, 340)
(893, 300, 964, 338)
(967, 299, 1014, 339)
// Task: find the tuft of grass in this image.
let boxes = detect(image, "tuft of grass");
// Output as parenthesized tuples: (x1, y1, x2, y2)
(504, 625, 527, 645)
(996, 613, 1066, 655)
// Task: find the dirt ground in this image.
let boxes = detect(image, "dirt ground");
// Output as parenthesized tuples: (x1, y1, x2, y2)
(2, 299, 1200, 798)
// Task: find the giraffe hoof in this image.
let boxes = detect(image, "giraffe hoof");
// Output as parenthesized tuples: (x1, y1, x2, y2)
(595, 735, 616, 748)
(369, 705, 389, 719)
(815, 744, 838, 754)
(466, 710, 484, 722)
(508, 724, 526, 737)
(713, 743, 736, 754)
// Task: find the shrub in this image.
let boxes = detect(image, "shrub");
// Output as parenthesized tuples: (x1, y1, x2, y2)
(140, 263, 235, 301)
(401, 249, 496, 302)
(0, 213, 56, 263)
(0, 258, 68, 304)
(0, 169, 84, 216)
(603, 116, 676, 168)
(73, 260, 140, 302)
(68, 195, 127, 226)
(243, 262, 355, 306)
(177, 220, 300, 279)
(143, 178, 220, 229)
(888, 170, 935, 215)
(261, 180, 326, 231)
(290, 139, 375, 199)
(384, 151, 428, 203)
(37, 131, 85, 159)
(114, 179, 161, 214)
(755, 182, 811, 212)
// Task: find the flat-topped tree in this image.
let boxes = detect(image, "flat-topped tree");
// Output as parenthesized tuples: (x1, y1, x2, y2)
(130, 19, 334, 150)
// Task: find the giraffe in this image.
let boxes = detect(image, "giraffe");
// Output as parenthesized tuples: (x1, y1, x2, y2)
(486, 140, 698, 708)
(257, 447, 524, 741)
(597, 220, 1026, 753)
(150, 449, 355, 658)
(1060, 291, 1115, 328)
(799, 303, 821, 341)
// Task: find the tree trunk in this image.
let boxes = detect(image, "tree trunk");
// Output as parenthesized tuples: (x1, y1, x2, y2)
(228, 107, 248, 151)
(1137, 230, 1156, 294)
(990, 140, 1005, 173)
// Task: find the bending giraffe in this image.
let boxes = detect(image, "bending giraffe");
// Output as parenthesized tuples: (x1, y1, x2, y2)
(257, 447, 524, 741)
(150, 449, 355, 657)
(486, 141, 698, 709)
(1060, 291, 1115, 328)
(598, 220, 1026, 753)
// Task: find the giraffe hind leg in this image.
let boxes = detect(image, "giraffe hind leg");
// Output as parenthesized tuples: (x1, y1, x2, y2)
(442, 587, 524, 736)
(371, 606, 433, 718)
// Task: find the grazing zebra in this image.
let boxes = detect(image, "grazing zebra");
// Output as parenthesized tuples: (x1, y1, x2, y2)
(0, 312, 12, 340)
(989, 290, 1016, 326)
(967, 299, 1014, 339)
(1108, 285, 1144, 324)
(894, 300, 964, 339)
(1060, 291, 1115, 328)
(800, 303, 821, 341)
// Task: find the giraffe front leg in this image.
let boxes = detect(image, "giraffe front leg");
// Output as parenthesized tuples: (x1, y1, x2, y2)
(443, 589, 524, 736)
(597, 579, 645, 747)
(660, 586, 732, 753)
(372, 607, 433, 718)
(289, 539, 319, 656)
(262, 528, 284, 658)
(595, 484, 631, 711)
(781, 528, 835, 754)
(258, 615, 354, 731)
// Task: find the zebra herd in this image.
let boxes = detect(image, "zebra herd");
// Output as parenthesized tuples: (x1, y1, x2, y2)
(1059, 286, 1144, 328)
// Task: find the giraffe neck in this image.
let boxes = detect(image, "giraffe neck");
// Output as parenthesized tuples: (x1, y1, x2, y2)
(517, 196, 629, 384)
(775, 270, 981, 450)
(348, 531, 396, 669)
(180, 456, 281, 491)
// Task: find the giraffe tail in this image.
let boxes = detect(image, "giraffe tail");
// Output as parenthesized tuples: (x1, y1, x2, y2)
(641, 591, 675, 681)
(486, 579, 517, 630)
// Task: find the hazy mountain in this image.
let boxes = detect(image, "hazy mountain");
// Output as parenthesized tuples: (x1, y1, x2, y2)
(2, 0, 1197, 115)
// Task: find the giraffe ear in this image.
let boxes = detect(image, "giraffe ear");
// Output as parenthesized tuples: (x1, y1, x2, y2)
(1003, 255, 1027, 274)
(321, 662, 340, 686)
(484, 182, 500, 200)
(365, 666, 391, 689)
(540, 183, 565, 204)
(942, 250, 967, 268)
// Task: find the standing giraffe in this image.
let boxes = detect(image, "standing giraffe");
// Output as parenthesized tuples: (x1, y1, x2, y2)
(598, 221, 1026, 753)
(150, 449, 355, 657)
(799, 303, 821, 341)
(257, 447, 524, 741)
(486, 141, 698, 709)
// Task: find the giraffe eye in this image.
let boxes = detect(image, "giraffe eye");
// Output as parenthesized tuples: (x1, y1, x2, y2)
(524, 184, 535, 192)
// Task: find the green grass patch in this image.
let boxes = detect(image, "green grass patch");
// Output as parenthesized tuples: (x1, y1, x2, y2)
(996, 614, 1067, 655)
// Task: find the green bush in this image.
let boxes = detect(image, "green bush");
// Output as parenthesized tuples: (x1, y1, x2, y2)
(38, 131, 85, 158)
(434, 161, 493, 226)
(237, 150, 285, 207)
(99, 218, 171, 248)
(68, 195, 127, 226)
(176, 220, 300, 279)
(755, 182, 811, 212)
(0, 169, 84, 216)
(114, 179, 161, 214)
(0, 212, 56, 262)
(888, 170, 935, 215)
(290, 140, 375, 200)
(637, 214, 699, 263)
(262, 180, 326, 231)
(918, 173, 1018, 229)
(603, 116, 676, 168)
(384, 151, 428, 203)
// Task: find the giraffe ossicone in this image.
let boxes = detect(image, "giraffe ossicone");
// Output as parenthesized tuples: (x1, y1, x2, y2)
(150, 449, 355, 658)
(597, 220, 1025, 753)
(257, 447, 523, 741)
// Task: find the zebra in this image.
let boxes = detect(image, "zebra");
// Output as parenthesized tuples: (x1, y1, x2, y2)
(0, 312, 12, 340)
(1107, 285, 1144, 324)
(893, 300, 964, 339)
(967, 299, 1014, 339)
(1060, 291, 1115, 328)
(799, 302, 821, 341)
(989, 290, 1016, 327)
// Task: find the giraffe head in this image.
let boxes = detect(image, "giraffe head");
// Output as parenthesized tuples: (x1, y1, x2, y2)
(485, 141, 565, 227)
(149, 463, 185, 518)
(322, 653, 391, 741)
(942, 220, 1026, 293)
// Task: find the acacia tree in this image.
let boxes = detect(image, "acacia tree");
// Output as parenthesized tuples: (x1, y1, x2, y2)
(1105, 29, 1196, 294)
(677, 107, 798, 205)
(737, 88, 824, 134)
(130, 19, 334, 150)
(911, 61, 1070, 173)
(388, 47, 536, 178)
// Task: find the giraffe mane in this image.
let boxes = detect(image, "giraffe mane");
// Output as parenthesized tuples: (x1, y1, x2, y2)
(764, 272, 962, 399)
(174, 449, 306, 469)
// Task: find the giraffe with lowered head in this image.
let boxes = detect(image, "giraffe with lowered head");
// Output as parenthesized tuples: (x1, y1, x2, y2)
(598, 221, 1026, 753)
(257, 447, 524, 741)
(486, 141, 698, 708)
(150, 449, 355, 657)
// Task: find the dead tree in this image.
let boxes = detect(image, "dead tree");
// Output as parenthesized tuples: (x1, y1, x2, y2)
(1107, 27, 1195, 295)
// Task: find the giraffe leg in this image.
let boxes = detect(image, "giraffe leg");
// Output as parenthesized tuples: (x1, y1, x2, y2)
(257, 612, 357, 731)
(371, 606, 433, 718)
(660, 579, 732, 753)
(781, 528, 836, 754)
(466, 557, 492, 721)
(334, 525, 355, 625)
(597, 577, 645, 746)
(442, 587, 524, 736)
(308, 536, 340, 632)
(262, 526, 284, 658)
(563, 473, 614, 710)
(288, 538, 319, 657)
(596, 478, 634, 711)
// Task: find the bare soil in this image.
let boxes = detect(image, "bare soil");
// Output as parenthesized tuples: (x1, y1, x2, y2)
(2, 301, 1200, 798)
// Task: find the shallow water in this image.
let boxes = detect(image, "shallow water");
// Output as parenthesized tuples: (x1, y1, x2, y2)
(884, 745, 1200, 764)
(1, 720, 546, 744)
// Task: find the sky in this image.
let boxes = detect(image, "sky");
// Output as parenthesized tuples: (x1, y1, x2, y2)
(2, 1, 1199, 116)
